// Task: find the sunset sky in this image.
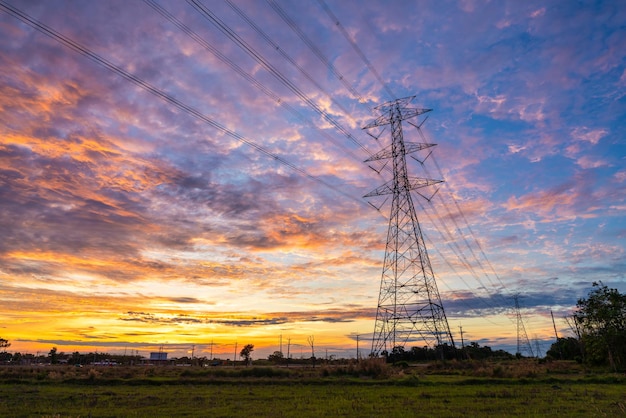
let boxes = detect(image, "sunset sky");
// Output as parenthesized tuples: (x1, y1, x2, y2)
(1, 0, 624, 360)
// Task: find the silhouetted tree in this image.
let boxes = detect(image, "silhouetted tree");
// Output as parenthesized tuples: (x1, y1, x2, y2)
(239, 344, 254, 366)
(268, 351, 284, 364)
(11, 352, 22, 364)
(0, 337, 10, 351)
(546, 337, 582, 361)
(48, 347, 58, 364)
(574, 282, 626, 370)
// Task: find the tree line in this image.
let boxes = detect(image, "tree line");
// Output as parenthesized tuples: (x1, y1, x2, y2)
(547, 281, 626, 370)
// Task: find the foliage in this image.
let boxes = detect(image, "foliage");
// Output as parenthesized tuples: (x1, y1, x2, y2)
(0, 338, 10, 350)
(48, 347, 59, 364)
(546, 337, 582, 362)
(574, 282, 626, 369)
(267, 351, 284, 364)
(383, 342, 513, 363)
(0, 339, 12, 363)
(239, 344, 254, 365)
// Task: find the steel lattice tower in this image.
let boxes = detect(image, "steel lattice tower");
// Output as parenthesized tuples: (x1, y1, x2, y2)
(514, 295, 535, 357)
(363, 96, 454, 356)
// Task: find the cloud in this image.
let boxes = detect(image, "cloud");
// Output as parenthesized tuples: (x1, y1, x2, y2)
(120, 307, 375, 327)
(575, 155, 609, 169)
(503, 174, 598, 222)
(571, 127, 608, 145)
(529, 8, 546, 18)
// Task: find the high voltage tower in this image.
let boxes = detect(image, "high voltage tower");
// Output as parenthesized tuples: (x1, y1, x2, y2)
(363, 96, 455, 356)
(514, 295, 534, 357)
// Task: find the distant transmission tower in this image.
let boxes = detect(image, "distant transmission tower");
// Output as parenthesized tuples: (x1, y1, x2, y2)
(364, 96, 455, 356)
(513, 294, 534, 357)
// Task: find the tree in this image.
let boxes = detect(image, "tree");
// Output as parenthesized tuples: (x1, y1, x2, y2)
(239, 344, 254, 366)
(0, 337, 10, 351)
(48, 347, 58, 364)
(574, 282, 626, 369)
(307, 335, 315, 367)
(546, 337, 582, 361)
(388, 345, 407, 363)
(268, 351, 284, 364)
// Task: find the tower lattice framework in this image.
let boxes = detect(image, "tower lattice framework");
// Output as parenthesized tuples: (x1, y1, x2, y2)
(363, 96, 454, 356)
(514, 295, 535, 357)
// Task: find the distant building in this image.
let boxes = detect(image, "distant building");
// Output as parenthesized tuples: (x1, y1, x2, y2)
(149, 352, 168, 363)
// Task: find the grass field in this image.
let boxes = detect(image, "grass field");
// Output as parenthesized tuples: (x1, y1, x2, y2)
(1, 360, 624, 417)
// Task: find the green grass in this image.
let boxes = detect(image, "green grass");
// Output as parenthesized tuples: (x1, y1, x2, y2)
(1, 362, 625, 417)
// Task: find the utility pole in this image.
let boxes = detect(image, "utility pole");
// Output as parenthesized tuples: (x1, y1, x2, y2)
(551, 310, 562, 359)
(459, 324, 468, 360)
(364, 96, 454, 357)
(307, 335, 315, 367)
(459, 325, 465, 349)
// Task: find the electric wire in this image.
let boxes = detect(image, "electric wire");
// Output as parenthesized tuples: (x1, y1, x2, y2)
(424, 235, 507, 326)
(415, 174, 512, 309)
(187, 0, 373, 158)
(415, 124, 512, 298)
(414, 193, 510, 313)
(431, 153, 511, 292)
(410, 125, 515, 306)
(317, 0, 396, 100)
(225, 0, 368, 122)
(0, 0, 363, 206)
(142, 0, 368, 173)
(266, 0, 368, 104)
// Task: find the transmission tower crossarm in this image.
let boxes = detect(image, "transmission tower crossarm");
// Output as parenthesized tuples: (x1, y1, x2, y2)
(363, 107, 432, 129)
(364, 177, 443, 198)
(365, 142, 437, 162)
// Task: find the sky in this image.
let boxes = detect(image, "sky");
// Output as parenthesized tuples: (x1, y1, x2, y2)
(0, 0, 624, 360)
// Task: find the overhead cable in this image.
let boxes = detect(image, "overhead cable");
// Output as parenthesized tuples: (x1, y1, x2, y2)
(0, 0, 363, 205)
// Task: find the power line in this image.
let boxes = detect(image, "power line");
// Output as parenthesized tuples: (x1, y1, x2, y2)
(415, 194, 511, 311)
(0, 0, 362, 206)
(410, 124, 514, 307)
(143, 0, 368, 171)
(266, 0, 367, 104)
(188, 0, 372, 157)
(317, 0, 395, 100)
(225, 0, 366, 121)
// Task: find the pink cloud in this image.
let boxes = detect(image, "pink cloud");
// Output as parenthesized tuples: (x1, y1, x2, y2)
(576, 155, 609, 169)
(496, 19, 512, 29)
(507, 144, 526, 154)
(571, 127, 608, 145)
(504, 182, 583, 222)
(530, 8, 546, 18)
